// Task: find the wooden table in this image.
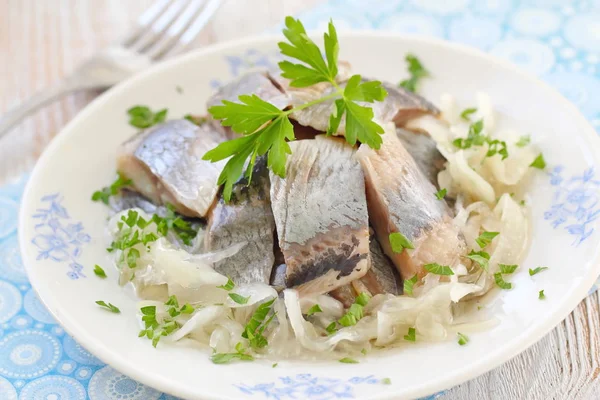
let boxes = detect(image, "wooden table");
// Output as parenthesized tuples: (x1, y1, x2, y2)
(1, 1, 598, 398)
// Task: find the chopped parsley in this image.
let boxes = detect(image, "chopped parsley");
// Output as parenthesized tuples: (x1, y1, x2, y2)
(516, 135, 531, 147)
(530, 154, 546, 169)
(228, 293, 250, 305)
(399, 54, 429, 93)
(242, 298, 276, 350)
(338, 293, 370, 327)
(457, 332, 469, 346)
(453, 119, 509, 160)
(127, 105, 168, 129)
(325, 322, 338, 335)
(361, 348, 367, 355)
(494, 272, 512, 290)
(382, 378, 392, 385)
(404, 327, 416, 342)
(499, 264, 518, 274)
(389, 232, 414, 254)
(272, 363, 278, 368)
(184, 114, 207, 126)
(138, 297, 189, 348)
(306, 304, 323, 316)
(93, 264, 107, 278)
(539, 290, 546, 300)
(403, 274, 418, 296)
(211, 342, 254, 364)
(96, 300, 120, 313)
(475, 231, 499, 249)
(466, 250, 490, 272)
(91, 173, 131, 204)
(435, 188, 447, 200)
(460, 107, 477, 121)
(217, 278, 235, 291)
(529, 266, 548, 276)
(424, 263, 454, 276)
(339, 357, 359, 364)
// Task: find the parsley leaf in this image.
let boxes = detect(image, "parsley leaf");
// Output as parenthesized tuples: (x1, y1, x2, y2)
(403, 274, 418, 296)
(475, 231, 499, 249)
(229, 293, 250, 305)
(382, 378, 392, 385)
(127, 105, 168, 129)
(96, 300, 120, 313)
(336, 293, 371, 328)
(272, 363, 278, 368)
(435, 188, 447, 200)
(325, 322, 338, 335)
(453, 119, 485, 149)
(339, 357, 359, 364)
(306, 304, 323, 316)
(242, 299, 276, 350)
(499, 264, 518, 274)
(516, 135, 531, 147)
(217, 278, 235, 291)
(424, 263, 454, 276)
(389, 232, 414, 254)
(539, 290, 546, 300)
(494, 272, 512, 289)
(530, 154, 546, 169)
(91, 173, 132, 204)
(529, 266, 548, 276)
(404, 327, 416, 342)
(466, 250, 490, 272)
(460, 107, 477, 121)
(457, 332, 469, 346)
(183, 114, 207, 126)
(211, 343, 254, 364)
(399, 54, 429, 92)
(93, 265, 107, 278)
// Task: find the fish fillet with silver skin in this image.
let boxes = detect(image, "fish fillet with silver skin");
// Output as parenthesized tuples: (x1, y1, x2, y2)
(357, 123, 466, 280)
(270, 135, 371, 296)
(117, 119, 229, 218)
(204, 157, 276, 285)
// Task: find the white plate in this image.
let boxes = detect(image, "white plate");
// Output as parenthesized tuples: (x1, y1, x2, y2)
(19, 32, 600, 400)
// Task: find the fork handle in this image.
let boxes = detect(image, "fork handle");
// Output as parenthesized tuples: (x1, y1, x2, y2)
(0, 81, 81, 141)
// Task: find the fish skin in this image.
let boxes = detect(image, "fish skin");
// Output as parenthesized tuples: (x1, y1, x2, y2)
(357, 123, 466, 280)
(396, 127, 445, 188)
(204, 157, 276, 285)
(270, 135, 371, 296)
(117, 119, 228, 218)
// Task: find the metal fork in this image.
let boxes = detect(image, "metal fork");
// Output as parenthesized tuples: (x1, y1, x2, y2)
(0, 0, 222, 140)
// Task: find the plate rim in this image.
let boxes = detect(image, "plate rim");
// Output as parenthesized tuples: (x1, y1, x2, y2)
(18, 30, 600, 400)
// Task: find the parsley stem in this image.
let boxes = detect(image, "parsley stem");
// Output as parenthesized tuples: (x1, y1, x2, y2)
(282, 89, 343, 115)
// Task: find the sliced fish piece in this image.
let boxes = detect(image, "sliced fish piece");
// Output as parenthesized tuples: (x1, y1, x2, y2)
(396, 127, 445, 187)
(204, 157, 275, 285)
(117, 119, 228, 218)
(270, 136, 371, 296)
(270, 263, 287, 292)
(288, 80, 439, 136)
(357, 123, 466, 280)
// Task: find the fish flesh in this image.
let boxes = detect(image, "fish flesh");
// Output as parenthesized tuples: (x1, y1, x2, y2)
(117, 119, 228, 218)
(357, 123, 466, 280)
(396, 127, 445, 187)
(204, 157, 276, 285)
(287, 80, 439, 136)
(270, 135, 371, 296)
(330, 235, 400, 307)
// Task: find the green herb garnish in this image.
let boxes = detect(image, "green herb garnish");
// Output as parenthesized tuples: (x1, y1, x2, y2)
(435, 188, 447, 200)
(539, 290, 545, 300)
(325, 322, 338, 335)
(272, 363, 278, 368)
(184, 114, 207, 126)
(404, 327, 416, 342)
(339, 357, 359, 364)
(475, 231, 499, 249)
(338, 293, 370, 327)
(494, 272, 512, 290)
(516, 135, 531, 147)
(217, 278, 235, 291)
(453, 119, 485, 149)
(93, 265, 107, 278)
(127, 105, 168, 128)
(460, 107, 477, 121)
(457, 332, 469, 346)
(389, 232, 414, 254)
(211, 343, 254, 364)
(306, 304, 323, 316)
(96, 301, 120, 313)
(382, 378, 392, 385)
(399, 54, 429, 93)
(242, 299, 276, 350)
(424, 263, 454, 276)
(466, 250, 490, 272)
(403, 274, 418, 296)
(530, 154, 546, 169)
(499, 264, 518, 274)
(229, 293, 250, 305)
(361, 348, 367, 355)
(91, 173, 132, 204)
(203, 18, 387, 201)
(529, 266, 548, 276)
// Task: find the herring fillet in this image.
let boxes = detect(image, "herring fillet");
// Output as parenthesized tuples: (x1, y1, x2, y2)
(117, 119, 228, 218)
(357, 123, 466, 280)
(270, 136, 371, 296)
(204, 157, 276, 285)
(396, 127, 446, 188)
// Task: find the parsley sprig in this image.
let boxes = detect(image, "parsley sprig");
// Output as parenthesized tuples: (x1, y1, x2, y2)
(91, 173, 131, 204)
(399, 54, 429, 92)
(242, 299, 277, 350)
(203, 17, 388, 201)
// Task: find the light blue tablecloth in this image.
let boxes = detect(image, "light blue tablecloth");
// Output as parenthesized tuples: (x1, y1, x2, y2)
(1, 1, 599, 399)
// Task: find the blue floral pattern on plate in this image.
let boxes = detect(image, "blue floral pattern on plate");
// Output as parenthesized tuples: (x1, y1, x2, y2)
(31, 193, 90, 279)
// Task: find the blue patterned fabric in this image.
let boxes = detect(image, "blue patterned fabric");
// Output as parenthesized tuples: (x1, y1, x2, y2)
(1, 1, 599, 398)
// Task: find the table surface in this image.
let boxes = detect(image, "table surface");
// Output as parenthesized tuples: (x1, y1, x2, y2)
(2, 1, 600, 399)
